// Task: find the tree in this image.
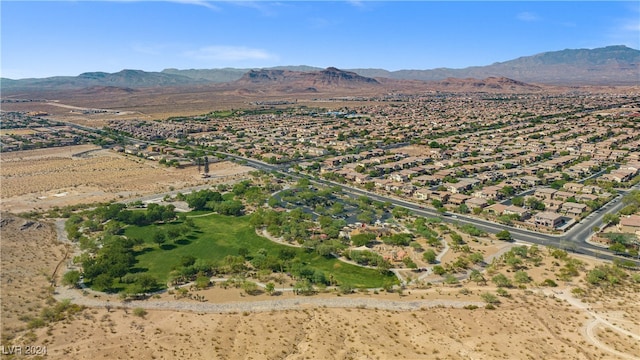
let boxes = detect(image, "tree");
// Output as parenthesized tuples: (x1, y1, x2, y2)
(469, 269, 486, 285)
(468, 252, 484, 264)
(403, 257, 418, 269)
(203, 156, 209, 174)
(511, 196, 524, 207)
(526, 197, 545, 211)
(62, 270, 81, 288)
(457, 204, 469, 214)
(514, 270, 531, 284)
(222, 255, 246, 274)
(491, 273, 512, 288)
(432, 265, 446, 275)
(609, 243, 627, 255)
(166, 227, 182, 241)
(265, 282, 276, 295)
(135, 274, 159, 293)
(238, 247, 249, 259)
(91, 273, 114, 292)
(423, 249, 437, 264)
(481, 292, 500, 305)
(500, 186, 515, 197)
(381, 233, 413, 246)
(505, 256, 523, 270)
(242, 281, 260, 295)
(214, 200, 245, 216)
(180, 255, 197, 267)
(195, 275, 211, 289)
(603, 213, 620, 225)
(392, 207, 411, 219)
(356, 211, 374, 225)
(293, 279, 315, 295)
(133, 307, 148, 318)
(351, 233, 376, 247)
(495, 230, 512, 241)
(153, 230, 167, 246)
(339, 282, 354, 294)
(185, 189, 222, 211)
(376, 259, 392, 275)
(450, 232, 464, 245)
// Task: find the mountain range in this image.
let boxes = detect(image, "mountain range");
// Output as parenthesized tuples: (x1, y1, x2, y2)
(2, 45, 638, 94)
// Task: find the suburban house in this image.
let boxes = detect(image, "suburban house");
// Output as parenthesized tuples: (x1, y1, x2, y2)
(534, 212, 564, 228)
(561, 202, 588, 218)
(414, 189, 432, 201)
(534, 188, 557, 200)
(449, 193, 470, 205)
(618, 215, 640, 235)
(563, 182, 584, 193)
(465, 197, 488, 209)
(503, 205, 530, 220)
(553, 191, 575, 202)
(485, 203, 508, 216)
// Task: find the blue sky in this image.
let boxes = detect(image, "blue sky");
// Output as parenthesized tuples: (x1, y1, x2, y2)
(2, 1, 639, 79)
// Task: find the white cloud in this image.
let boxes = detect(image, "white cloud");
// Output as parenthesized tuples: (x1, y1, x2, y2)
(347, 0, 365, 8)
(169, 0, 219, 10)
(183, 45, 278, 62)
(622, 21, 640, 32)
(516, 11, 540, 22)
(606, 4, 640, 48)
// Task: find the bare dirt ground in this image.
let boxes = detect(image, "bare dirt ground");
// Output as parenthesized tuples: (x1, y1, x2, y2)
(0, 213, 69, 342)
(0, 145, 253, 213)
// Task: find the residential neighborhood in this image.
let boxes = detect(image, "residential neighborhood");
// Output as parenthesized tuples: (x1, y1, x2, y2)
(3, 91, 640, 238)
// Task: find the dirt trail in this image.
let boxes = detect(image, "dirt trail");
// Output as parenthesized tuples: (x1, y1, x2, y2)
(546, 289, 640, 360)
(53, 285, 484, 314)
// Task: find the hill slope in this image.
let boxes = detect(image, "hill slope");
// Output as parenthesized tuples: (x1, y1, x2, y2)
(384, 45, 640, 85)
(1, 45, 638, 92)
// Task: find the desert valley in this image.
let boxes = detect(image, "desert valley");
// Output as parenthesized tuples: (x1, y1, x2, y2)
(1, 44, 640, 360)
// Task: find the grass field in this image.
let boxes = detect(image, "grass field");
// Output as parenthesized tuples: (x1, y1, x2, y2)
(124, 213, 396, 288)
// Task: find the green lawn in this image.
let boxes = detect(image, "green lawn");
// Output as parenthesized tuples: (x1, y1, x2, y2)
(124, 213, 396, 288)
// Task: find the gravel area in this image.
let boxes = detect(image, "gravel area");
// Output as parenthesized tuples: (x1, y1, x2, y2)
(54, 286, 484, 314)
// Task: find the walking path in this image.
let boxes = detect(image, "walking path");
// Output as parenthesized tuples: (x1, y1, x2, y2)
(544, 289, 640, 360)
(53, 285, 483, 314)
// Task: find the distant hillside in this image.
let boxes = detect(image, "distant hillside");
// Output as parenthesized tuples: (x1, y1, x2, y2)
(161, 68, 249, 83)
(385, 45, 640, 85)
(161, 46, 640, 86)
(1, 69, 206, 92)
(429, 77, 542, 92)
(1, 45, 638, 93)
(233, 67, 380, 92)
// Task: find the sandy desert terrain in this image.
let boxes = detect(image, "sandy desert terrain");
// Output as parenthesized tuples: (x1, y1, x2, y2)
(0, 145, 253, 213)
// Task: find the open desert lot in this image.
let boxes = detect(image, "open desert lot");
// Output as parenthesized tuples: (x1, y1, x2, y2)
(0, 145, 253, 213)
